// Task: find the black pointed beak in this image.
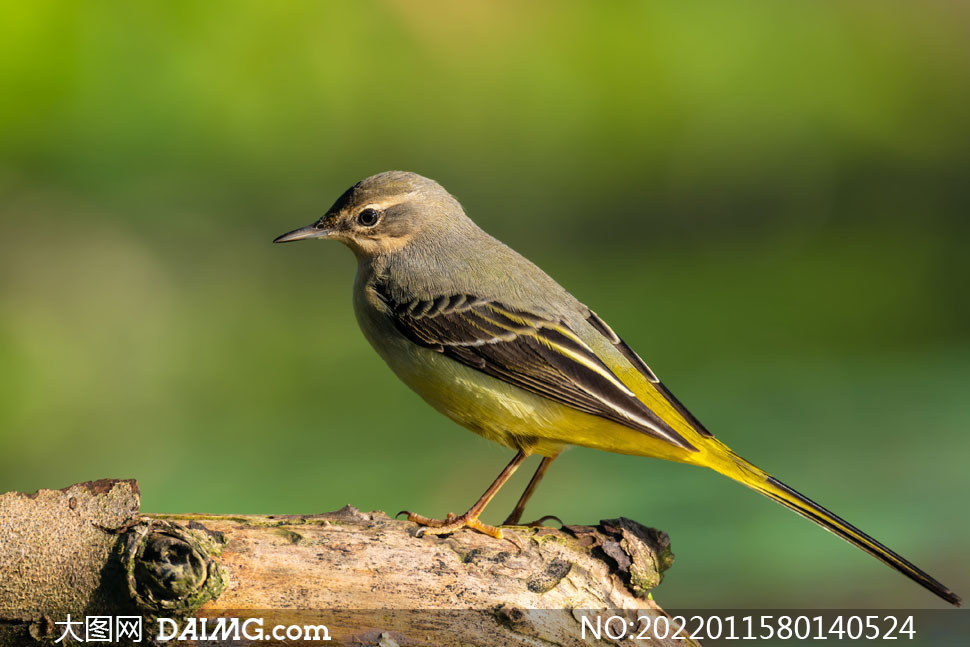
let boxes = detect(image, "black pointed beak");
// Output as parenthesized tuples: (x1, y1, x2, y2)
(273, 223, 331, 243)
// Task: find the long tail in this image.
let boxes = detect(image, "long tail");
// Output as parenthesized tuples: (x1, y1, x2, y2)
(708, 449, 961, 606)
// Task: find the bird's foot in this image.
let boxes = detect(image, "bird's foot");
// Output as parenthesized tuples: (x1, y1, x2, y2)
(501, 509, 564, 526)
(396, 510, 458, 528)
(514, 515, 564, 528)
(397, 510, 505, 540)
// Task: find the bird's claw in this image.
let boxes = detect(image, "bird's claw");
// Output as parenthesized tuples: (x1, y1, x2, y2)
(400, 510, 463, 538)
(520, 515, 564, 528)
(400, 510, 505, 540)
(502, 529, 524, 552)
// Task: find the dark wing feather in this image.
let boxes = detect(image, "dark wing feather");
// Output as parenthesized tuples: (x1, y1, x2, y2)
(586, 311, 714, 438)
(375, 286, 697, 451)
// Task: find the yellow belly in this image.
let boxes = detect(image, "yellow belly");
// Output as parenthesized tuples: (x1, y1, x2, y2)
(353, 283, 693, 463)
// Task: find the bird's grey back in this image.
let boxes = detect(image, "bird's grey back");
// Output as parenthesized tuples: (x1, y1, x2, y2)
(367, 188, 587, 322)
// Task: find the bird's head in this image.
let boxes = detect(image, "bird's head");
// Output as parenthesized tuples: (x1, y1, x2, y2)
(273, 171, 464, 258)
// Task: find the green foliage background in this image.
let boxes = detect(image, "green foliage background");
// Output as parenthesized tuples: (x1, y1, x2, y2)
(1, 1, 967, 609)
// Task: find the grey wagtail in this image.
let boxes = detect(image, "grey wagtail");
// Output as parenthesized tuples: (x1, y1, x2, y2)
(274, 171, 960, 606)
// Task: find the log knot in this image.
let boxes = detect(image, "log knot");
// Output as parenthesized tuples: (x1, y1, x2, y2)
(121, 519, 227, 614)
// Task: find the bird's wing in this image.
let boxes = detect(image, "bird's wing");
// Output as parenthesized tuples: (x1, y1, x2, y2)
(585, 310, 714, 440)
(374, 287, 697, 451)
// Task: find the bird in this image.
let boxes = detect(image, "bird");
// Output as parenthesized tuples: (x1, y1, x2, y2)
(274, 170, 960, 606)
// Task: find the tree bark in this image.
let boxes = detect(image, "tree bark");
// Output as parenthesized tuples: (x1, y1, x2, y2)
(0, 480, 697, 646)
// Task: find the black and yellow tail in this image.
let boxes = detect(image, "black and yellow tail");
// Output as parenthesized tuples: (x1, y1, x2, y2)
(711, 451, 961, 606)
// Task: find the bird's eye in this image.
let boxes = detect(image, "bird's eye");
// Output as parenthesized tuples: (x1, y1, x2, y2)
(357, 208, 381, 227)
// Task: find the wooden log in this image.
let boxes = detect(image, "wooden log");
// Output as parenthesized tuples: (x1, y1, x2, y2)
(0, 480, 696, 646)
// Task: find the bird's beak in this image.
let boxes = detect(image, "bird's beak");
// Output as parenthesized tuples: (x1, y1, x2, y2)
(273, 222, 332, 244)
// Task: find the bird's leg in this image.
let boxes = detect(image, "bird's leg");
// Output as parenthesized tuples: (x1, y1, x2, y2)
(400, 450, 528, 540)
(502, 455, 557, 526)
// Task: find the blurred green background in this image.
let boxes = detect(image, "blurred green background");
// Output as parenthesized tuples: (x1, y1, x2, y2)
(1, 1, 967, 610)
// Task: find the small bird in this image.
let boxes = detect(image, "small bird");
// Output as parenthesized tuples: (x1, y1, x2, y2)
(274, 171, 960, 606)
